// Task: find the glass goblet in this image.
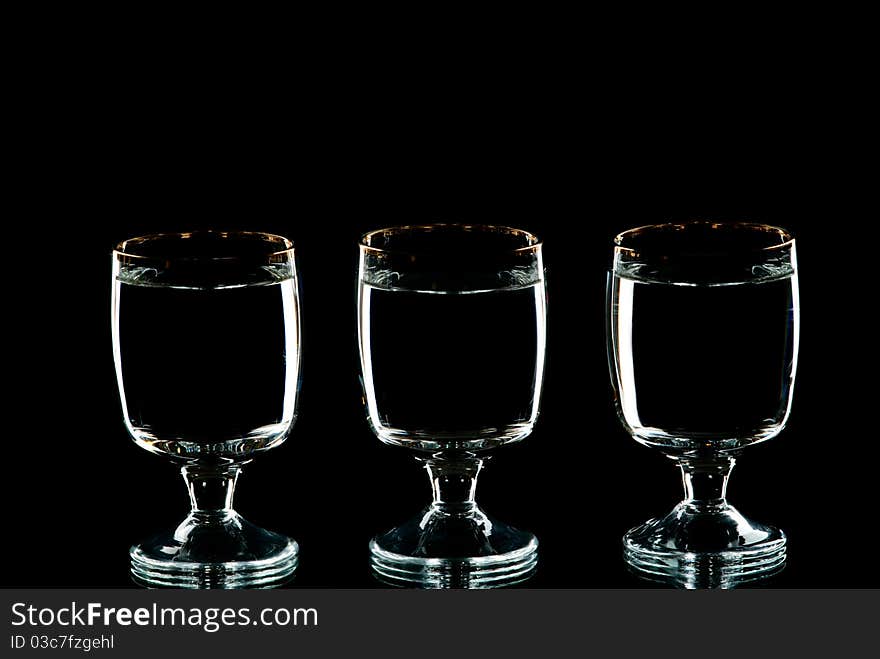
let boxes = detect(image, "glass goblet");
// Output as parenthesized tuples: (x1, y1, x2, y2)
(112, 231, 301, 588)
(607, 221, 799, 588)
(358, 224, 547, 588)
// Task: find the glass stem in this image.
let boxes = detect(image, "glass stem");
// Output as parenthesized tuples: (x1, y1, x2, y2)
(678, 456, 734, 512)
(181, 464, 240, 523)
(423, 456, 484, 515)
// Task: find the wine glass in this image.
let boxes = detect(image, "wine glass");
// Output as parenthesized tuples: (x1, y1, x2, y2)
(607, 221, 799, 588)
(112, 231, 301, 588)
(358, 224, 547, 588)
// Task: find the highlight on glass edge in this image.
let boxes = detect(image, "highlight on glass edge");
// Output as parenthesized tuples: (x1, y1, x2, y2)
(607, 221, 799, 588)
(112, 231, 301, 588)
(358, 224, 547, 588)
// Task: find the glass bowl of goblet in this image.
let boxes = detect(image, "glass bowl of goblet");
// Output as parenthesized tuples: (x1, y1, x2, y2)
(111, 231, 301, 588)
(358, 224, 547, 588)
(607, 221, 799, 588)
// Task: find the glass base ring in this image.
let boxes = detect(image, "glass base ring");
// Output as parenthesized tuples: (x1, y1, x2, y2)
(623, 517, 786, 589)
(130, 515, 299, 589)
(369, 510, 538, 589)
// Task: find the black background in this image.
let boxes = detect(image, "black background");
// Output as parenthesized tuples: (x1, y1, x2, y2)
(4, 44, 875, 588)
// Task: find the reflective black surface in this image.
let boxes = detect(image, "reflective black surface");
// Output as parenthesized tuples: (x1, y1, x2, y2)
(5, 115, 874, 588)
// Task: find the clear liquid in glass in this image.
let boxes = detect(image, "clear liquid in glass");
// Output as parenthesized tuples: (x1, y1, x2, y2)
(609, 269, 798, 452)
(359, 282, 546, 450)
(113, 266, 300, 460)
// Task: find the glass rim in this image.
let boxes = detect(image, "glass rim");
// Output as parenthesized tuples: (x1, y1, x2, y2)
(614, 221, 795, 257)
(113, 230, 295, 263)
(359, 223, 542, 255)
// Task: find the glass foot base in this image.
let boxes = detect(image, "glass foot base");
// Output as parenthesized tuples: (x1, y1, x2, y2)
(369, 506, 538, 588)
(130, 512, 298, 588)
(623, 502, 786, 589)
